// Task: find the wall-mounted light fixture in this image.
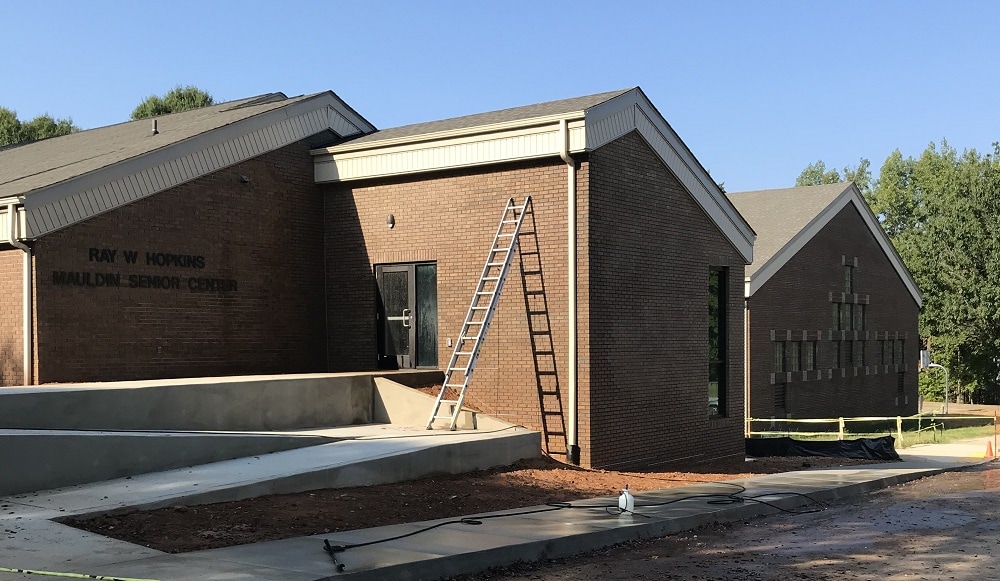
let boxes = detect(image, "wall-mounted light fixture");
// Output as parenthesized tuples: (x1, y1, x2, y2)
(387, 214, 395, 229)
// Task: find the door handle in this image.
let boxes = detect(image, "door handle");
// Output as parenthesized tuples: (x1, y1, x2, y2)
(402, 308, 412, 328)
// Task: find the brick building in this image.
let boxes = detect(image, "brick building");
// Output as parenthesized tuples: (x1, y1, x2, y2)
(727, 183, 921, 423)
(1, 87, 755, 469)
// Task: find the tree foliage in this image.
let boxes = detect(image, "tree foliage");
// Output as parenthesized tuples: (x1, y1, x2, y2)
(131, 86, 214, 120)
(0, 106, 78, 147)
(796, 158, 872, 194)
(801, 142, 1000, 403)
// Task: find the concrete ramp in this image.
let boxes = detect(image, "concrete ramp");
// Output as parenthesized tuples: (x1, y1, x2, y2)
(0, 372, 539, 498)
(5, 424, 541, 520)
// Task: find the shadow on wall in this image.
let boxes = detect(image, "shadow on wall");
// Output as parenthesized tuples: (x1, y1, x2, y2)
(324, 186, 376, 372)
(517, 198, 568, 458)
(0, 336, 22, 387)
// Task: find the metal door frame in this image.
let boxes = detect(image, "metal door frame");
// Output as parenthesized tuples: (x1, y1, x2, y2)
(376, 264, 416, 369)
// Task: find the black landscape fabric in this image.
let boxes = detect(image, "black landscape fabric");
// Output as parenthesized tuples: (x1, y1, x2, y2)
(745, 436, 901, 461)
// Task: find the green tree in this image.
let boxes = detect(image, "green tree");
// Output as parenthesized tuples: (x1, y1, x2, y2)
(795, 158, 872, 194)
(795, 160, 842, 186)
(0, 106, 78, 147)
(131, 86, 214, 120)
(876, 141, 1000, 403)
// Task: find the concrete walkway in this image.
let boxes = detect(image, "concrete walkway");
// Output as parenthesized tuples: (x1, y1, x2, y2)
(0, 437, 994, 581)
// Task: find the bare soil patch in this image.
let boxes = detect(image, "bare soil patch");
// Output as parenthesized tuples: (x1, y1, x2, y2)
(450, 460, 1000, 581)
(64, 455, 884, 553)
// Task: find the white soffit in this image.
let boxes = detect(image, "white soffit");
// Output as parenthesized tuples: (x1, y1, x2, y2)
(747, 185, 922, 306)
(314, 115, 587, 182)
(22, 95, 371, 238)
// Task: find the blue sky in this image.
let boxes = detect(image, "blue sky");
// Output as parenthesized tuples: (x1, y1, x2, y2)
(3, 1, 997, 191)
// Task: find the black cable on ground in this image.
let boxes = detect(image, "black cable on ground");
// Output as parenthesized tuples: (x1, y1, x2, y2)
(322, 484, 827, 571)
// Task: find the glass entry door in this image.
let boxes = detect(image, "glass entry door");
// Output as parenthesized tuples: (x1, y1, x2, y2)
(376, 263, 437, 369)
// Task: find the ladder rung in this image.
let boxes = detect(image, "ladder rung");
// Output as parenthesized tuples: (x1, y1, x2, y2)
(471, 306, 489, 310)
(461, 336, 480, 341)
(484, 276, 500, 281)
(502, 219, 519, 224)
(498, 233, 515, 237)
(443, 383, 466, 389)
(476, 291, 494, 296)
(432, 415, 455, 420)
(437, 399, 459, 405)
(455, 351, 474, 356)
(487, 262, 504, 266)
(522, 270, 542, 275)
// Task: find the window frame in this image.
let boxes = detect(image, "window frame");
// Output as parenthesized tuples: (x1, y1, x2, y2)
(708, 267, 728, 418)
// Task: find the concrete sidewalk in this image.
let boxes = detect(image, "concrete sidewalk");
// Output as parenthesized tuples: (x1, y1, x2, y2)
(0, 437, 994, 581)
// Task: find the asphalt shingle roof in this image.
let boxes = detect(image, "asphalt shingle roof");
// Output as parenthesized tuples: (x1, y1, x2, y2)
(727, 183, 850, 278)
(0, 93, 318, 199)
(339, 88, 634, 146)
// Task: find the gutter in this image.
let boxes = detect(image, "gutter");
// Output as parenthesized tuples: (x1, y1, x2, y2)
(6, 203, 32, 385)
(558, 120, 580, 465)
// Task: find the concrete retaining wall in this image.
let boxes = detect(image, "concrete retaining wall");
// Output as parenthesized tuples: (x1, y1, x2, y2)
(0, 431, 329, 496)
(0, 373, 380, 431)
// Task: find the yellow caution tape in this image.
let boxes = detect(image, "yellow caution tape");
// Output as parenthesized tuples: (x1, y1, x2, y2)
(0, 566, 158, 581)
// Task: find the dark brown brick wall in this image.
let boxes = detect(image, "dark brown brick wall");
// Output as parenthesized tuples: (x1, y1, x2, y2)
(322, 158, 590, 459)
(0, 248, 24, 386)
(323, 131, 748, 469)
(587, 132, 747, 469)
(32, 142, 327, 382)
(747, 203, 920, 421)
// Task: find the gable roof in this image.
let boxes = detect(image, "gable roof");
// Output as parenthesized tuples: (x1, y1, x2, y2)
(314, 87, 756, 263)
(1, 92, 375, 238)
(338, 89, 633, 147)
(727, 183, 921, 306)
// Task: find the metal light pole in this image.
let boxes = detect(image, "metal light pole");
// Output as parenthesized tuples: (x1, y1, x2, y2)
(926, 363, 950, 414)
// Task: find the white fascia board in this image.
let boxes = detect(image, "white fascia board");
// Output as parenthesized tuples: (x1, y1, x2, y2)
(747, 184, 922, 307)
(0, 205, 26, 244)
(315, 111, 587, 155)
(314, 117, 586, 183)
(587, 89, 755, 263)
(23, 93, 369, 238)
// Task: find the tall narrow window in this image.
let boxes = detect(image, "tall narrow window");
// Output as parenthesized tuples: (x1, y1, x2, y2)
(854, 340, 865, 367)
(840, 303, 852, 330)
(832, 304, 840, 330)
(790, 342, 801, 372)
(853, 304, 865, 331)
(709, 267, 727, 418)
(845, 265, 855, 293)
(835, 341, 843, 369)
(804, 341, 817, 371)
(774, 383, 787, 413)
(774, 341, 786, 372)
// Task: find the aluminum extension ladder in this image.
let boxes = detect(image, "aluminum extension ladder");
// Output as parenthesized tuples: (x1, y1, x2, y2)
(426, 196, 532, 430)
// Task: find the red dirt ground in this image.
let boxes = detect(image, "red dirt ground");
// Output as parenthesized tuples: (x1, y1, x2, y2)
(65, 455, 883, 553)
